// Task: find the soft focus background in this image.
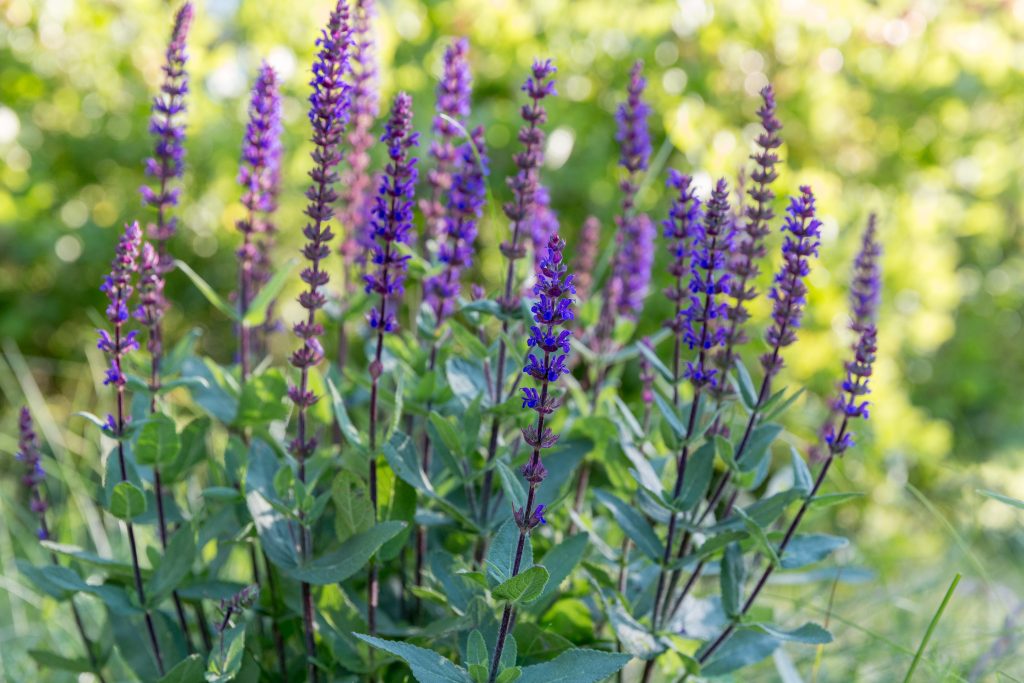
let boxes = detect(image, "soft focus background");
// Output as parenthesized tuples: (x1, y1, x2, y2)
(2, 0, 1024, 680)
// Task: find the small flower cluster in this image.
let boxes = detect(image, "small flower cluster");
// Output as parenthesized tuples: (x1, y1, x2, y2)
(338, 0, 379, 271)
(681, 178, 734, 387)
(364, 92, 419, 333)
(97, 223, 142, 395)
(289, 0, 352, 418)
(422, 38, 472, 241)
(16, 408, 48, 536)
(140, 2, 193, 267)
(761, 186, 822, 377)
(424, 126, 488, 322)
(851, 213, 881, 333)
(134, 242, 165, 359)
(499, 59, 557, 309)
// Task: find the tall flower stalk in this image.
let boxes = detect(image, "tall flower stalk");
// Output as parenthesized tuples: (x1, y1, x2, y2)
(663, 186, 824, 625)
(649, 179, 733, 631)
(417, 127, 488, 600)
(97, 222, 164, 674)
(487, 234, 575, 683)
(287, 3, 352, 679)
(571, 61, 653, 533)
(237, 63, 283, 380)
(478, 59, 557, 543)
(420, 37, 471, 246)
(235, 61, 287, 680)
(138, 2, 195, 649)
(572, 215, 600, 301)
(337, 0, 378, 374)
(17, 408, 107, 683)
(713, 85, 782, 391)
(697, 218, 879, 665)
(364, 91, 419, 637)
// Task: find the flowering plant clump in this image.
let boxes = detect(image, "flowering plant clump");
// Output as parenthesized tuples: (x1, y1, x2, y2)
(8, 4, 886, 682)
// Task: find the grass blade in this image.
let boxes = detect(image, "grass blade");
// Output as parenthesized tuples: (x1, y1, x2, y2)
(902, 573, 961, 683)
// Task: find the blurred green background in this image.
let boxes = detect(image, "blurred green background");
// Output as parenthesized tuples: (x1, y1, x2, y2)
(2, 0, 1024, 680)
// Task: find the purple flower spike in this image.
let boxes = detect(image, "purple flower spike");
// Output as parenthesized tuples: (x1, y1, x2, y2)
(850, 213, 881, 333)
(607, 61, 654, 320)
(141, 1, 193, 270)
(338, 0, 379, 274)
(364, 92, 419, 334)
(424, 126, 488, 323)
(663, 170, 702, 322)
(499, 59, 557, 311)
(681, 179, 733, 388)
(719, 85, 783, 364)
(760, 186, 822, 377)
(289, 0, 352, 458)
(518, 234, 575, 509)
(16, 408, 49, 539)
(98, 222, 142, 402)
(422, 38, 472, 243)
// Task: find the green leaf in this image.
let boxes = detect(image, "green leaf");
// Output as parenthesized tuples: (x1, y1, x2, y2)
(732, 359, 759, 411)
(383, 431, 433, 493)
(354, 634, 474, 683)
(135, 414, 180, 466)
(109, 481, 146, 520)
(735, 508, 781, 568)
(207, 624, 246, 682)
(714, 490, 802, 532)
(235, 370, 289, 426)
(653, 392, 686, 439)
(18, 561, 85, 600)
(780, 534, 848, 570)
(809, 492, 863, 509)
(163, 416, 211, 483)
(487, 520, 532, 585)
(496, 667, 522, 683)
(497, 460, 527, 511)
(467, 630, 488, 667)
(492, 566, 549, 604)
(534, 533, 588, 603)
(147, 526, 196, 604)
(202, 487, 242, 503)
(978, 489, 1024, 510)
(242, 259, 296, 326)
(159, 654, 205, 683)
(595, 490, 662, 561)
(333, 471, 374, 543)
(752, 622, 833, 644)
(762, 387, 806, 422)
(284, 522, 405, 585)
(327, 376, 366, 449)
(429, 413, 464, 458)
(245, 440, 299, 570)
(636, 338, 674, 383)
(701, 628, 779, 676)
(28, 650, 92, 674)
(608, 598, 662, 659)
(174, 259, 239, 321)
(676, 440, 716, 511)
(720, 542, 745, 618)
(447, 357, 491, 408)
(516, 649, 631, 683)
(791, 447, 813, 495)
(74, 411, 110, 430)
(499, 634, 517, 673)
(182, 357, 238, 424)
(738, 423, 782, 472)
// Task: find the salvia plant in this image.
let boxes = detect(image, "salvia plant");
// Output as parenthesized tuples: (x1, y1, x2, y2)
(7, 3, 885, 682)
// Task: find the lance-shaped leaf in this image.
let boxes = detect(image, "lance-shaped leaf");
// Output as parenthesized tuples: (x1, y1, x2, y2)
(492, 566, 549, 604)
(354, 635, 474, 683)
(284, 522, 406, 585)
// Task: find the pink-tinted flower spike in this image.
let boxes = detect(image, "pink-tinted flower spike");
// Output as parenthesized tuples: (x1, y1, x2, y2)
(16, 408, 48, 539)
(338, 0, 379, 273)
